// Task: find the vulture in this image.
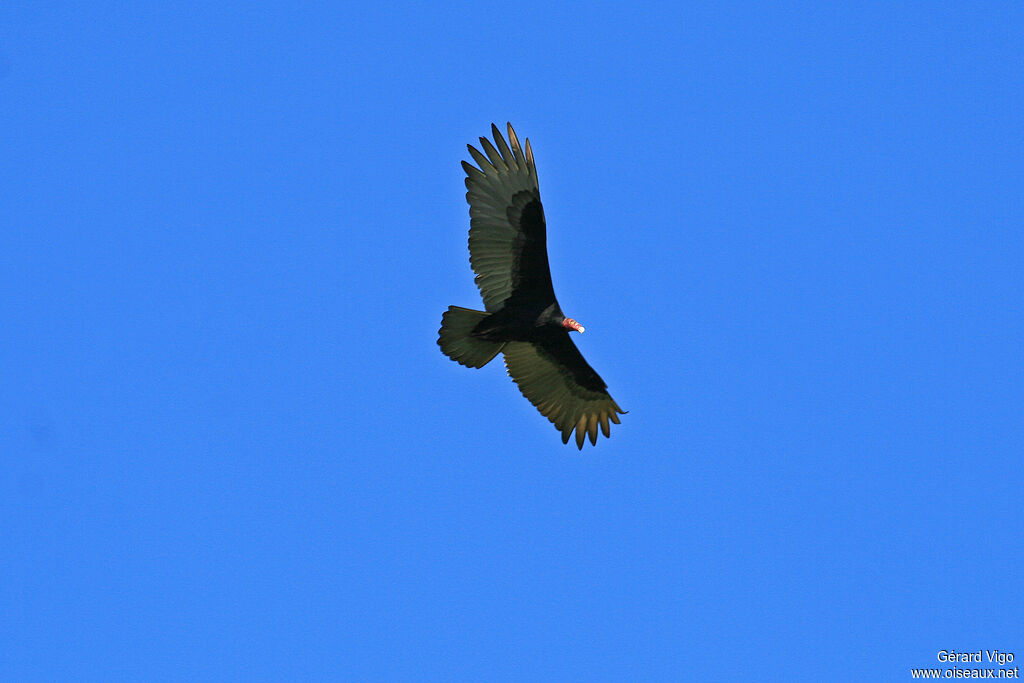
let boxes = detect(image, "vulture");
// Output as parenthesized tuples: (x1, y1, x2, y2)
(437, 123, 625, 449)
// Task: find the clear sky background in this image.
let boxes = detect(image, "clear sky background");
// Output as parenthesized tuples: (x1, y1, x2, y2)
(2, 2, 1021, 681)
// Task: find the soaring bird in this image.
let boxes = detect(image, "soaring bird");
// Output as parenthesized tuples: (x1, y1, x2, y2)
(438, 123, 625, 449)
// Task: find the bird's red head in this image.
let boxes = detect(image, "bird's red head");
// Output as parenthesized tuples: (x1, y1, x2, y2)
(561, 318, 585, 333)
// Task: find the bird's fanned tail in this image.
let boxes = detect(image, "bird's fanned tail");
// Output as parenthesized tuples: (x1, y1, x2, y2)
(437, 306, 504, 368)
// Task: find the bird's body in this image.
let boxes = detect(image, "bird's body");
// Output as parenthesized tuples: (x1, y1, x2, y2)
(438, 123, 624, 449)
(471, 302, 562, 342)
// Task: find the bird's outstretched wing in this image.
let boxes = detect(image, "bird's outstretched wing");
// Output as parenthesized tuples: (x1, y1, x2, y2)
(462, 123, 555, 312)
(502, 336, 625, 449)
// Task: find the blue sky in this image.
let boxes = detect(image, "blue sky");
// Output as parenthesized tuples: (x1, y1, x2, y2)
(2, 2, 1021, 680)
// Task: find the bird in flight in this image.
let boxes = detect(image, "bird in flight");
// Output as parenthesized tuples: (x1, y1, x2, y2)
(438, 123, 625, 449)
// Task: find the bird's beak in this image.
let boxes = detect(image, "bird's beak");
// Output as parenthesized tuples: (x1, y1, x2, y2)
(562, 318, 585, 333)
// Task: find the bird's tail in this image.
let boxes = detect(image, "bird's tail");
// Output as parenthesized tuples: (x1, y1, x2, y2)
(437, 306, 504, 368)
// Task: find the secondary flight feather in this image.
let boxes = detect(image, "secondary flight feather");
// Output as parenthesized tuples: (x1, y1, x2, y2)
(437, 123, 625, 449)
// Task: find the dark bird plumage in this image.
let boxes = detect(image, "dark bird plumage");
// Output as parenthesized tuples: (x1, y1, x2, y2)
(438, 123, 624, 449)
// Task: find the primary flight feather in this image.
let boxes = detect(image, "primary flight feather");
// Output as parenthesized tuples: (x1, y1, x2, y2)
(437, 123, 624, 449)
